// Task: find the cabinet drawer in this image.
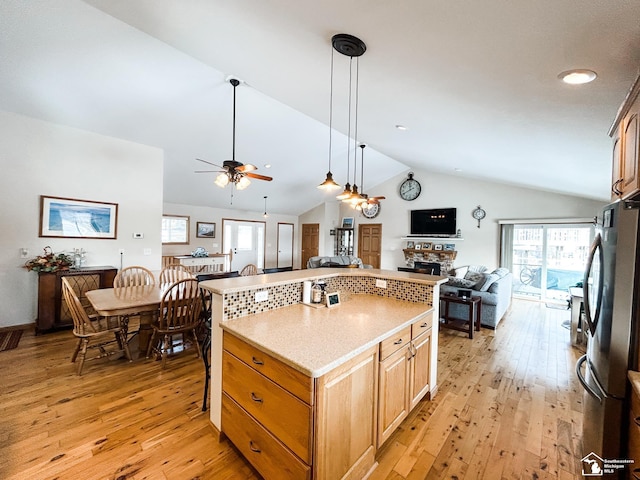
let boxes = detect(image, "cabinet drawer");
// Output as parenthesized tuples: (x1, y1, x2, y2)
(380, 326, 411, 360)
(223, 331, 313, 405)
(411, 312, 433, 339)
(222, 394, 310, 480)
(223, 351, 312, 463)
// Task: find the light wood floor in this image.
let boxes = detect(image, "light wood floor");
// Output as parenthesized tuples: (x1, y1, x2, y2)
(0, 299, 584, 479)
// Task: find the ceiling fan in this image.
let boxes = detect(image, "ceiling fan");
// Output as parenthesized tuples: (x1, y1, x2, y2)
(195, 78, 273, 190)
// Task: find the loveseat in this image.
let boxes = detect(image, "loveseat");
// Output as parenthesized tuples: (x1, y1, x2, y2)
(440, 266, 513, 329)
(306, 255, 369, 268)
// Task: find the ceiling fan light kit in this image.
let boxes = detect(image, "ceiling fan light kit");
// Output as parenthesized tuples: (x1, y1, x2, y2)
(194, 77, 272, 198)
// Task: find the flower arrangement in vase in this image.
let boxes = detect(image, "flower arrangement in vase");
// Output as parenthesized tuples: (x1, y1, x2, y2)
(23, 246, 74, 273)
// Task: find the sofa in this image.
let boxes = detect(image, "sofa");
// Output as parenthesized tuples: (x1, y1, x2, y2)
(439, 265, 513, 329)
(306, 255, 369, 268)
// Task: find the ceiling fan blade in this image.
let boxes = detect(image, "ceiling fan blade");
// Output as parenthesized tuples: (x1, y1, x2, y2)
(196, 158, 224, 169)
(194, 170, 223, 173)
(236, 163, 257, 173)
(245, 172, 273, 181)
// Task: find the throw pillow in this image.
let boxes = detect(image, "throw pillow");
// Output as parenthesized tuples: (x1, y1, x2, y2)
(447, 276, 477, 288)
(476, 273, 500, 292)
(464, 271, 484, 285)
(451, 265, 469, 278)
(492, 267, 509, 278)
(468, 265, 488, 273)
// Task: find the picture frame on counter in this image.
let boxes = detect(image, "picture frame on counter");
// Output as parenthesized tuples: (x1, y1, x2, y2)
(415, 243, 422, 250)
(434, 244, 443, 251)
(196, 221, 216, 238)
(444, 243, 455, 251)
(39, 195, 118, 239)
(422, 242, 432, 250)
(326, 291, 341, 308)
(406, 240, 415, 249)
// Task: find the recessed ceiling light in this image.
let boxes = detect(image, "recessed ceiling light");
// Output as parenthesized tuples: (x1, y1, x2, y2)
(264, 164, 271, 169)
(454, 168, 462, 172)
(395, 125, 407, 131)
(558, 69, 597, 85)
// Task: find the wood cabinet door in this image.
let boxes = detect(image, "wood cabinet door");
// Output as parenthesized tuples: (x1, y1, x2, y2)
(314, 346, 378, 480)
(621, 108, 640, 198)
(611, 126, 623, 199)
(377, 344, 411, 447)
(409, 331, 431, 411)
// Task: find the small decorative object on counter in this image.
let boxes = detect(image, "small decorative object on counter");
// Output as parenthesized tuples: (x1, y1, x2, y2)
(73, 248, 86, 268)
(311, 280, 327, 304)
(191, 247, 208, 257)
(456, 229, 462, 238)
(23, 246, 74, 273)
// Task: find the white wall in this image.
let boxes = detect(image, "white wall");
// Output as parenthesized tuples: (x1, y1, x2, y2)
(162, 202, 300, 269)
(336, 168, 605, 270)
(0, 111, 164, 328)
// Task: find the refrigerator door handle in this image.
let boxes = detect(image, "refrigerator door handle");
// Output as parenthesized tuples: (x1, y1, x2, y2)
(576, 354, 607, 403)
(583, 234, 604, 336)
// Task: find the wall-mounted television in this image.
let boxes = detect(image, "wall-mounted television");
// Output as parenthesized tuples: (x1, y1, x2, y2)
(410, 208, 457, 237)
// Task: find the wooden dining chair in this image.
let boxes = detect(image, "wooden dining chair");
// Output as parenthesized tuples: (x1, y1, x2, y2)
(113, 266, 156, 287)
(240, 264, 258, 276)
(196, 271, 240, 410)
(147, 278, 203, 369)
(61, 277, 132, 375)
(159, 264, 194, 284)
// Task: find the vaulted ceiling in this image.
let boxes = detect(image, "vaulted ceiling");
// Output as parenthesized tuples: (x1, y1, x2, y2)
(2, 0, 639, 215)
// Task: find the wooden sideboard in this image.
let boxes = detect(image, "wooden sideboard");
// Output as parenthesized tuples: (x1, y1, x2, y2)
(36, 266, 117, 334)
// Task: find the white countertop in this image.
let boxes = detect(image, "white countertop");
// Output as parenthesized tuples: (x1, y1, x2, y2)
(201, 267, 446, 294)
(220, 294, 433, 378)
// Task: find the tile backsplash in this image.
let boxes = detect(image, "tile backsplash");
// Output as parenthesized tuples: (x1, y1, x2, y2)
(222, 275, 434, 321)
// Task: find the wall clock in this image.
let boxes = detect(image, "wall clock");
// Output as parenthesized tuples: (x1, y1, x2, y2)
(399, 172, 421, 201)
(361, 202, 380, 219)
(472, 205, 486, 228)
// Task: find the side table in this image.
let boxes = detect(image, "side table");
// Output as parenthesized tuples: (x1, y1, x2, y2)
(440, 294, 482, 339)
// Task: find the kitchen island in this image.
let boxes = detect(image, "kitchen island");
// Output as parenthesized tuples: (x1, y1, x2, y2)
(200, 268, 446, 480)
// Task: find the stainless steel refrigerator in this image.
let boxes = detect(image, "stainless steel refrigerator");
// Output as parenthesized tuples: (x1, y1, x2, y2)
(576, 200, 640, 460)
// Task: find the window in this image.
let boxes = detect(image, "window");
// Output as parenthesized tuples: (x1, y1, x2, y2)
(162, 215, 189, 244)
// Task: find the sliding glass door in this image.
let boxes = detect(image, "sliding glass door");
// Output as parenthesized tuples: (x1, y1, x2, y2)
(509, 224, 593, 303)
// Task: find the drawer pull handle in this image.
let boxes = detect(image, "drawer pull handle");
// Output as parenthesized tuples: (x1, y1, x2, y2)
(394, 339, 403, 345)
(252, 356, 264, 366)
(249, 441, 261, 453)
(635, 416, 640, 427)
(251, 392, 263, 403)
(420, 322, 428, 328)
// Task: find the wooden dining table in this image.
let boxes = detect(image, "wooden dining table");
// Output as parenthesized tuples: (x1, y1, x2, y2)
(86, 284, 166, 353)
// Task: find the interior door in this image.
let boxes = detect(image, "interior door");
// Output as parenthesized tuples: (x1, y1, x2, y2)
(301, 223, 319, 269)
(222, 219, 265, 271)
(277, 223, 294, 268)
(358, 223, 382, 268)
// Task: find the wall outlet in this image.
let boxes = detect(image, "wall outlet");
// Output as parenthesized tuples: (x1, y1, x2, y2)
(133, 232, 144, 239)
(376, 279, 387, 289)
(255, 290, 269, 302)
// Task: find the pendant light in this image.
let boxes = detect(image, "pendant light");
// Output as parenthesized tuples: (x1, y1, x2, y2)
(330, 34, 366, 201)
(262, 195, 269, 218)
(355, 143, 385, 209)
(318, 47, 341, 191)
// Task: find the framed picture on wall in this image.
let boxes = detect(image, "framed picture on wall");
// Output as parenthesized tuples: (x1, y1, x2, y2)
(196, 222, 216, 238)
(341, 217, 354, 228)
(39, 195, 118, 239)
